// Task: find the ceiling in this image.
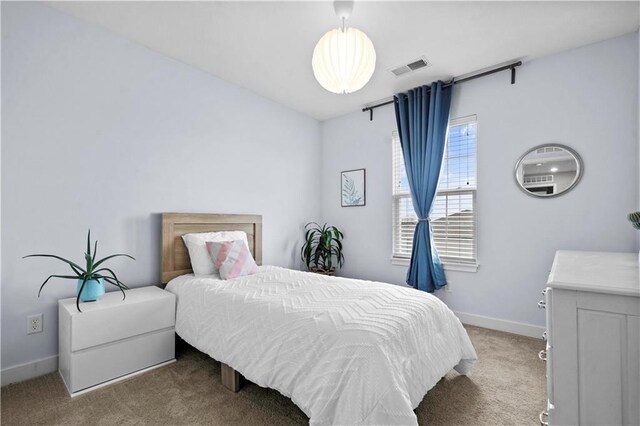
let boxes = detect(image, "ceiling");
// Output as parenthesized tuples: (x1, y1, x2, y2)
(524, 159, 577, 175)
(48, 1, 639, 121)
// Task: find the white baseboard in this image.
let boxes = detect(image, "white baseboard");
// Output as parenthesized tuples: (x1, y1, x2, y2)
(455, 311, 545, 339)
(1, 355, 59, 386)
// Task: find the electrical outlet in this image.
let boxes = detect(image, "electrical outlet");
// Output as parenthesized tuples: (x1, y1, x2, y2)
(27, 313, 43, 335)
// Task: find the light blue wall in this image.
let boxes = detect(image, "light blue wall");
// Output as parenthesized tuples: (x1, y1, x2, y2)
(1, 3, 320, 370)
(320, 32, 639, 329)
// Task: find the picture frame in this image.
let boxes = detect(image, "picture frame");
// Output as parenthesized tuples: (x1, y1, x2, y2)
(341, 169, 366, 207)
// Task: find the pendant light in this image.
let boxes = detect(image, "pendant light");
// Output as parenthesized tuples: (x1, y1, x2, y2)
(312, 1, 376, 94)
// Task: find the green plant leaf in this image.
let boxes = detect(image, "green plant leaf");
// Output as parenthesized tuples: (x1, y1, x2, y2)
(87, 230, 91, 259)
(85, 252, 93, 274)
(331, 247, 344, 266)
(304, 228, 314, 243)
(92, 240, 98, 264)
(94, 267, 130, 289)
(330, 226, 343, 240)
(76, 277, 88, 313)
(68, 263, 84, 276)
(37, 274, 78, 297)
(92, 253, 135, 269)
(100, 276, 127, 301)
(301, 242, 312, 269)
(306, 222, 321, 230)
(23, 254, 87, 274)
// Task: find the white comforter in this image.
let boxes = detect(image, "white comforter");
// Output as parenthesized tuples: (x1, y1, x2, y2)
(166, 266, 477, 425)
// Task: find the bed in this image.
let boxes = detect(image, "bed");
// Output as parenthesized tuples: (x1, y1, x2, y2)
(161, 213, 477, 425)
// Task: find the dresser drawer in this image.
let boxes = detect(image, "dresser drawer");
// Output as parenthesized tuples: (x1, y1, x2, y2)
(64, 328, 175, 393)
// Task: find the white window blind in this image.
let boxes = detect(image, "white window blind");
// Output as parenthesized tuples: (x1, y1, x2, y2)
(392, 115, 477, 265)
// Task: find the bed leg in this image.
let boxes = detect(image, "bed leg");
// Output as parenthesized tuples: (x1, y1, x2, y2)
(221, 363, 241, 392)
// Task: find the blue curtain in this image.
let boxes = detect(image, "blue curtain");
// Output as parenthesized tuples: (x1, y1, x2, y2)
(394, 81, 453, 292)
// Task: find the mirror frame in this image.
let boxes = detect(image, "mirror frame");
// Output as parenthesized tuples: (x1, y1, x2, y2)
(514, 143, 584, 198)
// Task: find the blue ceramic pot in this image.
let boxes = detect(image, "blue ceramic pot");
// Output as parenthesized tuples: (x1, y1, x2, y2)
(77, 278, 105, 302)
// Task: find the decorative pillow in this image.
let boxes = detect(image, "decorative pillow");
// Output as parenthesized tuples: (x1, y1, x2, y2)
(206, 240, 258, 279)
(181, 231, 249, 276)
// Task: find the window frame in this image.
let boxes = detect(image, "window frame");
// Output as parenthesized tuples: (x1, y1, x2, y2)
(391, 115, 479, 272)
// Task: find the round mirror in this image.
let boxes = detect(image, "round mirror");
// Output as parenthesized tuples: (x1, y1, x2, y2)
(514, 144, 583, 198)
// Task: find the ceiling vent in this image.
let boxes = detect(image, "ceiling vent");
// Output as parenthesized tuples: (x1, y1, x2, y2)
(390, 57, 430, 77)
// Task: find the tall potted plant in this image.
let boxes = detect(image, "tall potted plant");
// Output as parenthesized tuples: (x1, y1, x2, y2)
(24, 230, 134, 312)
(301, 222, 344, 275)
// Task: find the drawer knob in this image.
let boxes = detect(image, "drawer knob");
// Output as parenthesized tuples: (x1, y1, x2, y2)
(538, 300, 546, 309)
(538, 349, 547, 361)
(542, 331, 547, 341)
(539, 410, 549, 426)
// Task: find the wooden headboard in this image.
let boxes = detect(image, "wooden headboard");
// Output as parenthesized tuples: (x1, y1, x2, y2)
(161, 213, 262, 283)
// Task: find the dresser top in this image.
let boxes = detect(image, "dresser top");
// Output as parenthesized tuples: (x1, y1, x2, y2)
(548, 250, 639, 297)
(59, 286, 172, 315)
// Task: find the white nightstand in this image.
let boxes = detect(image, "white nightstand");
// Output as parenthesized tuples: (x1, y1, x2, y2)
(58, 286, 176, 396)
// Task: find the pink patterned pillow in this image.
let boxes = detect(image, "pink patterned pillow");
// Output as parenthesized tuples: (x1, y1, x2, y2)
(206, 240, 258, 279)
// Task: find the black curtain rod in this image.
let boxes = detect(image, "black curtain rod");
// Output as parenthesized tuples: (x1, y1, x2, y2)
(362, 60, 522, 121)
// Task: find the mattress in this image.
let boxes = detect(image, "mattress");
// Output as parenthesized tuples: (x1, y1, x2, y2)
(166, 266, 477, 425)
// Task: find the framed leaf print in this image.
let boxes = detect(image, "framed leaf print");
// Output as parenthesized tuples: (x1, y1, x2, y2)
(341, 169, 366, 207)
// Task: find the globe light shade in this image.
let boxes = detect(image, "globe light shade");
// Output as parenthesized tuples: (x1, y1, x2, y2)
(312, 27, 376, 94)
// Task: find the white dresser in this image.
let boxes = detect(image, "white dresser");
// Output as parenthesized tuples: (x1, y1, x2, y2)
(542, 250, 639, 426)
(59, 286, 176, 395)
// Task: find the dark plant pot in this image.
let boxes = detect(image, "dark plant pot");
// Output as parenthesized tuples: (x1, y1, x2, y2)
(310, 267, 335, 276)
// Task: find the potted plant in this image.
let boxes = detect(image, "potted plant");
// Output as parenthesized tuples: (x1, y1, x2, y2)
(24, 230, 135, 312)
(301, 222, 344, 275)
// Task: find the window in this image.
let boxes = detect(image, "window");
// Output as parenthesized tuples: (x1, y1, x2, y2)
(392, 115, 477, 269)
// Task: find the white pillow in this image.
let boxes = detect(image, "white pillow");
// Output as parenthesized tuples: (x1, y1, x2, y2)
(181, 231, 249, 275)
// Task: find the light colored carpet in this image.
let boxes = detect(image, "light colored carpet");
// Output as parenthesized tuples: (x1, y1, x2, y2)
(1, 325, 545, 425)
